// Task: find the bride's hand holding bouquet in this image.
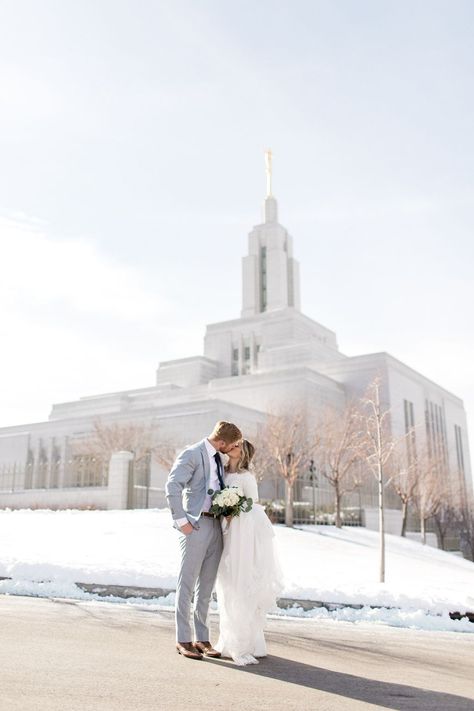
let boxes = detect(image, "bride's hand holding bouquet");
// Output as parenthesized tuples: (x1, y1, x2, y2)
(207, 486, 253, 532)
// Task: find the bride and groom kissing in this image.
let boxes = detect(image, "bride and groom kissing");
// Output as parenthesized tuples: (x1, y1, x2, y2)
(165, 420, 282, 666)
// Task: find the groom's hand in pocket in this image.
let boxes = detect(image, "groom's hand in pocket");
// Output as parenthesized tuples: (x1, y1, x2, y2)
(180, 522, 194, 535)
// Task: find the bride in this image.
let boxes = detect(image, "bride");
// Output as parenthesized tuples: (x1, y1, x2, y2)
(215, 439, 284, 666)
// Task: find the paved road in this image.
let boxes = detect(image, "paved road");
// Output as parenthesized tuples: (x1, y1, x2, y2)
(0, 594, 473, 711)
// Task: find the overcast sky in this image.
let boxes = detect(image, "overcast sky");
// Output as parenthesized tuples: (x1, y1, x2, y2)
(1, 1, 473, 470)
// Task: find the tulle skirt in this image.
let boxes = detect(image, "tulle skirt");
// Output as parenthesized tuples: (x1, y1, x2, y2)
(214, 503, 284, 663)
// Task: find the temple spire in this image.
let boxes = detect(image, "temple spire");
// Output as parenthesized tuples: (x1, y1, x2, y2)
(265, 148, 273, 197)
(241, 151, 300, 316)
(264, 148, 278, 222)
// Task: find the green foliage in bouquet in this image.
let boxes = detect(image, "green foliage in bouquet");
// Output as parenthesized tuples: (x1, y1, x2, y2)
(207, 485, 253, 518)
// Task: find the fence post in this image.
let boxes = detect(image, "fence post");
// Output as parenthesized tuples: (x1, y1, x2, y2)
(108, 451, 134, 510)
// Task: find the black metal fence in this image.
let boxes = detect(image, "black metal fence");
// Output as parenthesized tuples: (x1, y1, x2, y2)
(0, 456, 107, 492)
(257, 467, 401, 526)
(127, 452, 153, 509)
(261, 499, 363, 526)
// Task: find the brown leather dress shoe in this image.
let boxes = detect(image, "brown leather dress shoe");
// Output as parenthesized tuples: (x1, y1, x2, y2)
(194, 641, 221, 658)
(176, 642, 203, 659)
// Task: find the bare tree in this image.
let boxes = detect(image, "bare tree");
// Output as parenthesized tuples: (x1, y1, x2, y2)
(258, 409, 311, 527)
(73, 419, 158, 463)
(430, 472, 464, 551)
(153, 441, 180, 471)
(358, 378, 395, 583)
(458, 495, 474, 561)
(312, 403, 363, 528)
(75, 419, 178, 469)
(432, 495, 459, 551)
(387, 430, 420, 537)
(441, 461, 474, 559)
(411, 447, 447, 545)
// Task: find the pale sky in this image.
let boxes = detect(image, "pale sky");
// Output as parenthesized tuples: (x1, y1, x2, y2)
(1, 1, 473, 472)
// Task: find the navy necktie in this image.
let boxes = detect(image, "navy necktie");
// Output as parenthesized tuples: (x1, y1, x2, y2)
(213, 452, 225, 489)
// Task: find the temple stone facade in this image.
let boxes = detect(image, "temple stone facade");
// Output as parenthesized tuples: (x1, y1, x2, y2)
(0, 175, 471, 513)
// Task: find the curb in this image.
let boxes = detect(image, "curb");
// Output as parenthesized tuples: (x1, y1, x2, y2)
(2, 577, 473, 622)
(75, 582, 474, 622)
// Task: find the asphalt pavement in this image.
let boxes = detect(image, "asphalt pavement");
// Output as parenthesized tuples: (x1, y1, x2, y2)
(1, 594, 473, 711)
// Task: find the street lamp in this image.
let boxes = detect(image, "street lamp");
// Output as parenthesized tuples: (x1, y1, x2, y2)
(286, 450, 294, 511)
(309, 459, 317, 524)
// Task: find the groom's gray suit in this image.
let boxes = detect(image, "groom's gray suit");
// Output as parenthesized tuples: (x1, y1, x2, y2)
(166, 439, 223, 643)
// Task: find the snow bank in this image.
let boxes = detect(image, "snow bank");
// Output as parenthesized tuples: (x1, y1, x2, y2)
(0, 577, 471, 634)
(0, 508, 473, 628)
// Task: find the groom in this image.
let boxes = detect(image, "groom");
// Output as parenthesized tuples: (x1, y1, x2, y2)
(165, 420, 242, 660)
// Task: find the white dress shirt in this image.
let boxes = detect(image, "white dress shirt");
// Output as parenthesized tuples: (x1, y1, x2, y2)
(202, 438, 222, 513)
(175, 439, 221, 529)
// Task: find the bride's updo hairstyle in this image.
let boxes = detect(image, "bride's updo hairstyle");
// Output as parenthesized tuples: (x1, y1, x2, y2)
(237, 439, 255, 472)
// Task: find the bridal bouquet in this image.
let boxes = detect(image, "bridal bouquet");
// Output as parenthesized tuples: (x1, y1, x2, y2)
(207, 485, 253, 519)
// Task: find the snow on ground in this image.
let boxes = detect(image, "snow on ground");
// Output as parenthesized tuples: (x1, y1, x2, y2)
(1, 508, 178, 589)
(0, 508, 473, 633)
(279, 524, 474, 613)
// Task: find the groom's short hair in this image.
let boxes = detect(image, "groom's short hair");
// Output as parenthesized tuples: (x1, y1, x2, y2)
(210, 421, 242, 444)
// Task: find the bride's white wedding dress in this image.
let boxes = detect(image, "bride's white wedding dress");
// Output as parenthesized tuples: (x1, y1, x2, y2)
(214, 471, 284, 666)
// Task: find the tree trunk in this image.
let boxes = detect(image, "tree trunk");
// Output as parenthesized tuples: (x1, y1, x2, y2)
(421, 516, 426, 545)
(434, 517, 446, 550)
(375, 409, 385, 583)
(378, 461, 385, 583)
(285, 479, 294, 528)
(400, 499, 408, 537)
(335, 486, 342, 528)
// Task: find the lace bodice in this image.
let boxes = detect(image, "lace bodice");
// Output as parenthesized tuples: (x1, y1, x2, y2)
(224, 471, 259, 502)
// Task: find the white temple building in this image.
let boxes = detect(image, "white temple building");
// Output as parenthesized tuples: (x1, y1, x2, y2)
(0, 154, 471, 519)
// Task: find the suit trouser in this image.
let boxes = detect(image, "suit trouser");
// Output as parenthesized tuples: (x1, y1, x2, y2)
(175, 517, 223, 643)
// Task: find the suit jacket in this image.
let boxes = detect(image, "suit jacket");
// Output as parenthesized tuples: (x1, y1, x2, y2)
(165, 439, 219, 528)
